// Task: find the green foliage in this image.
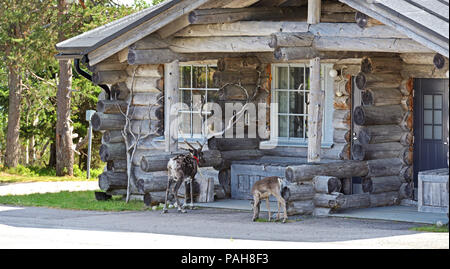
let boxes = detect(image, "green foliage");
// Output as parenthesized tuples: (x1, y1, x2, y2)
(0, 0, 149, 171)
(0, 163, 104, 179)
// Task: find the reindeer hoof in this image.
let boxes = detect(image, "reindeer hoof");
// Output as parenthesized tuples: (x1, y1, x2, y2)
(252, 218, 257, 222)
(162, 209, 168, 214)
(178, 208, 187, 213)
(282, 219, 287, 223)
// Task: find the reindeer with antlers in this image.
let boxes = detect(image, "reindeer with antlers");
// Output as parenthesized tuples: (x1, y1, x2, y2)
(162, 140, 206, 213)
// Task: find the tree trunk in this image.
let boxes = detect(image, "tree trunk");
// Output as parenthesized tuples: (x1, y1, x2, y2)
(56, 0, 74, 176)
(56, 59, 74, 176)
(5, 64, 22, 168)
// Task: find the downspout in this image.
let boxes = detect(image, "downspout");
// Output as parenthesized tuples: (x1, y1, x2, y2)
(74, 57, 111, 98)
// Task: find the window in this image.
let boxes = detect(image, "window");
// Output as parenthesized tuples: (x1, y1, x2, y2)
(179, 64, 219, 139)
(423, 94, 443, 140)
(265, 63, 334, 147)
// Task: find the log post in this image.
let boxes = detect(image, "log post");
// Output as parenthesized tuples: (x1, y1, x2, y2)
(313, 176, 342, 194)
(307, 0, 321, 24)
(307, 57, 323, 163)
(164, 60, 179, 153)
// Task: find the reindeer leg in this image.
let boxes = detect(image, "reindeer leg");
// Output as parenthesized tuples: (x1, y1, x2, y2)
(273, 193, 288, 223)
(162, 178, 172, 213)
(252, 195, 260, 222)
(189, 178, 194, 209)
(266, 198, 271, 222)
(174, 180, 186, 213)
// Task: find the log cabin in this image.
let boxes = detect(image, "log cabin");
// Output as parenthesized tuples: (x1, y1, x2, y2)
(56, 0, 449, 216)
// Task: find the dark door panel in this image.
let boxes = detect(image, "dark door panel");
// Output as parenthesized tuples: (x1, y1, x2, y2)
(413, 78, 449, 186)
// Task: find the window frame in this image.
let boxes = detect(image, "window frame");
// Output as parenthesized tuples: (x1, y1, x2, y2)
(262, 63, 334, 148)
(178, 63, 219, 140)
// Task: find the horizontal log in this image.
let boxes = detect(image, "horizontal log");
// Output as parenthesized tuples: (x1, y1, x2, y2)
(175, 21, 309, 37)
(352, 142, 408, 161)
(269, 32, 314, 48)
(369, 191, 400, 207)
(132, 92, 164, 106)
(213, 70, 260, 85)
(128, 48, 179, 65)
(287, 200, 314, 216)
(274, 48, 398, 61)
(313, 176, 342, 194)
(88, 62, 128, 72)
(92, 71, 128, 85)
(356, 124, 408, 144)
(361, 88, 402, 106)
(314, 36, 432, 53)
(285, 160, 368, 182)
(170, 36, 273, 53)
(99, 143, 126, 162)
(129, 106, 164, 121)
(314, 192, 344, 209)
(103, 130, 124, 144)
(125, 76, 163, 93)
(99, 171, 127, 192)
(221, 149, 263, 161)
(354, 72, 403, 89)
(126, 64, 164, 78)
(400, 64, 449, 79)
(283, 183, 315, 201)
(217, 57, 260, 71)
(130, 34, 171, 50)
(140, 150, 223, 172)
(96, 100, 128, 114)
(130, 119, 164, 136)
(309, 23, 406, 38)
(91, 112, 126, 131)
(366, 158, 404, 177)
(338, 193, 370, 210)
(110, 82, 130, 100)
(133, 168, 168, 193)
(353, 105, 404, 126)
(362, 176, 403, 194)
(106, 159, 127, 172)
(207, 137, 260, 151)
(360, 57, 403, 74)
(188, 7, 307, 24)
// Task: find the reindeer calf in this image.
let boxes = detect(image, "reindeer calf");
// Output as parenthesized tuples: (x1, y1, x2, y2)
(251, 176, 288, 223)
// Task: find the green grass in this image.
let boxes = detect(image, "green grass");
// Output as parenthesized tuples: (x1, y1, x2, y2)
(410, 224, 449, 233)
(0, 190, 151, 211)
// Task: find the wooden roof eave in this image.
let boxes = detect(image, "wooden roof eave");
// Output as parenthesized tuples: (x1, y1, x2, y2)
(339, 0, 449, 58)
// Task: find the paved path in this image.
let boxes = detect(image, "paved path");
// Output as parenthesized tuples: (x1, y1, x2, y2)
(0, 181, 99, 196)
(0, 181, 448, 249)
(0, 205, 448, 249)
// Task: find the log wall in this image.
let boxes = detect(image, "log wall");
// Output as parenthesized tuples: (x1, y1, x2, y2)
(93, 56, 167, 198)
(350, 55, 415, 207)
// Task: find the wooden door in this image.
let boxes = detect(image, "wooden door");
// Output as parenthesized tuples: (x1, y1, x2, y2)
(413, 78, 449, 186)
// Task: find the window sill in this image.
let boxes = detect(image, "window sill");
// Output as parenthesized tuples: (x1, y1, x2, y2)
(260, 139, 334, 149)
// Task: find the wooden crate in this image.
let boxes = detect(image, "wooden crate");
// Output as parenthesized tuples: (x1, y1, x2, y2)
(230, 163, 286, 201)
(418, 168, 449, 213)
